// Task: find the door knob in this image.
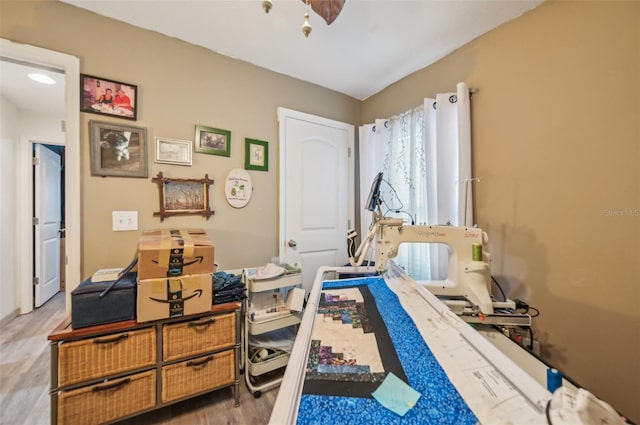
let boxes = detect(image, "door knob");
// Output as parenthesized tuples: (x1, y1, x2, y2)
(288, 240, 297, 248)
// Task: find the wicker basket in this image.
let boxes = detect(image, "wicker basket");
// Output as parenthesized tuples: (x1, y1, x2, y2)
(58, 327, 156, 387)
(162, 312, 235, 362)
(57, 369, 156, 425)
(162, 350, 235, 403)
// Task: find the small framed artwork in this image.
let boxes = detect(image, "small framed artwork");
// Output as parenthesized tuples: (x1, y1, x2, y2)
(81, 74, 137, 120)
(151, 172, 214, 221)
(244, 138, 268, 172)
(155, 138, 192, 166)
(194, 125, 231, 157)
(90, 120, 148, 178)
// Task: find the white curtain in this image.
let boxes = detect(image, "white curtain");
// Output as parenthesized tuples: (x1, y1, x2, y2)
(358, 82, 472, 279)
(358, 119, 389, 264)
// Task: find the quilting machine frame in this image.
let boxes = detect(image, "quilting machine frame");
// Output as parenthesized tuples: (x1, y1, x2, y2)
(269, 265, 551, 425)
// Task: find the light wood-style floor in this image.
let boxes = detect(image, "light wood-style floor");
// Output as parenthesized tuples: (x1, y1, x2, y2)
(0, 293, 278, 425)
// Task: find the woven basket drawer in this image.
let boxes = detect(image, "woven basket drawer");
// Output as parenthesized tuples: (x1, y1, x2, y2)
(163, 312, 235, 361)
(57, 369, 156, 425)
(58, 327, 156, 387)
(161, 349, 235, 403)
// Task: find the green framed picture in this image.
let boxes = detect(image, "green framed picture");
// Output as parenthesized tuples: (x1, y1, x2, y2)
(244, 138, 268, 172)
(194, 125, 231, 157)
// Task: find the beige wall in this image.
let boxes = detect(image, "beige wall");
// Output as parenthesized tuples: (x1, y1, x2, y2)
(364, 1, 640, 421)
(3, 0, 639, 422)
(1, 0, 360, 278)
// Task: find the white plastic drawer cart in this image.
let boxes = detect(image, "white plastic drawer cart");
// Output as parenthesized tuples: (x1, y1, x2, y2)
(244, 269, 302, 398)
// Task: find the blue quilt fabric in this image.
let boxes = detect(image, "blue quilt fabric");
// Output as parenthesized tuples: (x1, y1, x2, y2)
(296, 277, 477, 425)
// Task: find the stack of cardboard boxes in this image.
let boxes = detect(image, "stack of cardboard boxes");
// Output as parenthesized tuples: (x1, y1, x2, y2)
(71, 228, 215, 328)
(136, 229, 214, 322)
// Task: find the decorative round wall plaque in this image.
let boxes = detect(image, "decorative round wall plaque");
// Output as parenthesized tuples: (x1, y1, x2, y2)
(224, 168, 253, 208)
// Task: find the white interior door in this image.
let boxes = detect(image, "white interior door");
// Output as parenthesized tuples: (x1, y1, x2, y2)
(278, 108, 354, 292)
(34, 144, 61, 307)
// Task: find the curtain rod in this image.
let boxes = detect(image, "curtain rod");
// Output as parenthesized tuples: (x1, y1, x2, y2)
(372, 87, 478, 131)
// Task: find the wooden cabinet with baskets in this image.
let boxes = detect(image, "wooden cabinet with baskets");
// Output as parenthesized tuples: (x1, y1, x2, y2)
(48, 302, 241, 425)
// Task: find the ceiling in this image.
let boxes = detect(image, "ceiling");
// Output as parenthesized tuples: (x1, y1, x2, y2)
(1, 1, 543, 116)
(61, 0, 543, 100)
(0, 59, 66, 115)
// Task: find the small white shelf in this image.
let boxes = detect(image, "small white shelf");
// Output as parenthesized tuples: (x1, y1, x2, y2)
(247, 352, 290, 376)
(247, 312, 302, 335)
(247, 273, 301, 293)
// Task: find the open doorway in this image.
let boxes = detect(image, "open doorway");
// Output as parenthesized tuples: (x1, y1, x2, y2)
(0, 38, 80, 319)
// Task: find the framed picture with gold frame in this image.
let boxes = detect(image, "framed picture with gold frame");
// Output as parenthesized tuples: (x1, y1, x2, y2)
(244, 138, 268, 172)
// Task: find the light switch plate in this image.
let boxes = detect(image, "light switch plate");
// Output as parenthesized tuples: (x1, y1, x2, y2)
(112, 211, 138, 231)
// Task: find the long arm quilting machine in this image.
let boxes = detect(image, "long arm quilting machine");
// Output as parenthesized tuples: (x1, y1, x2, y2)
(270, 173, 626, 424)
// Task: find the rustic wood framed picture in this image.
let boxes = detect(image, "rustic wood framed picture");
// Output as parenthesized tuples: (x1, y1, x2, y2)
(151, 172, 214, 221)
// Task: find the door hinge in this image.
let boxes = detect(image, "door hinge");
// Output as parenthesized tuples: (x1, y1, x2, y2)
(32, 157, 39, 166)
(33, 277, 39, 286)
(348, 147, 352, 158)
(33, 217, 39, 225)
(348, 219, 352, 229)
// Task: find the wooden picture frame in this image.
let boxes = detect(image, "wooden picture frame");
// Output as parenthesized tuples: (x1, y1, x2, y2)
(244, 138, 268, 171)
(194, 125, 231, 157)
(81, 74, 138, 120)
(90, 120, 148, 178)
(155, 138, 192, 166)
(152, 172, 214, 221)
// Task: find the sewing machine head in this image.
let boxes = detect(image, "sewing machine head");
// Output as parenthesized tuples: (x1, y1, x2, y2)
(350, 172, 495, 314)
(375, 223, 494, 314)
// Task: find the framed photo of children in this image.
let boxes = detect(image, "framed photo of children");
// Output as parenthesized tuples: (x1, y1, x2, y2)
(194, 125, 231, 157)
(244, 138, 268, 172)
(80, 74, 138, 120)
(89, 120, 148, 178)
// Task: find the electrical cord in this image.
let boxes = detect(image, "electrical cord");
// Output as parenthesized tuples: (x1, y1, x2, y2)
(515, 299, 540, 317)
(545, 398, 553, 425)
(384, 209, 415, 225)
(379, 177, 404, 213)
(346, 229, 357, 258)
(491, 275, 507, 302)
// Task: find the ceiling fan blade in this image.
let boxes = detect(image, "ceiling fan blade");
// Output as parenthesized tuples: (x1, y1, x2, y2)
(302, 0, 346, 26)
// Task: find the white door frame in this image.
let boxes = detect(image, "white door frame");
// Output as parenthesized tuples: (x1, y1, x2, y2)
(277, 107, 355, 264)
(1, 38, 81, 316)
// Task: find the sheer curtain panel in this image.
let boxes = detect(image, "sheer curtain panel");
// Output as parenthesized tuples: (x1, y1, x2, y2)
(358, 82, 472, 280)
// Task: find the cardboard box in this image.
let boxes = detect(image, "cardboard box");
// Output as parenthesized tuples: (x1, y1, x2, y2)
(71, 273, 136, 328)
(137, 229, 214, 280)
(137, 273, 213, 323)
